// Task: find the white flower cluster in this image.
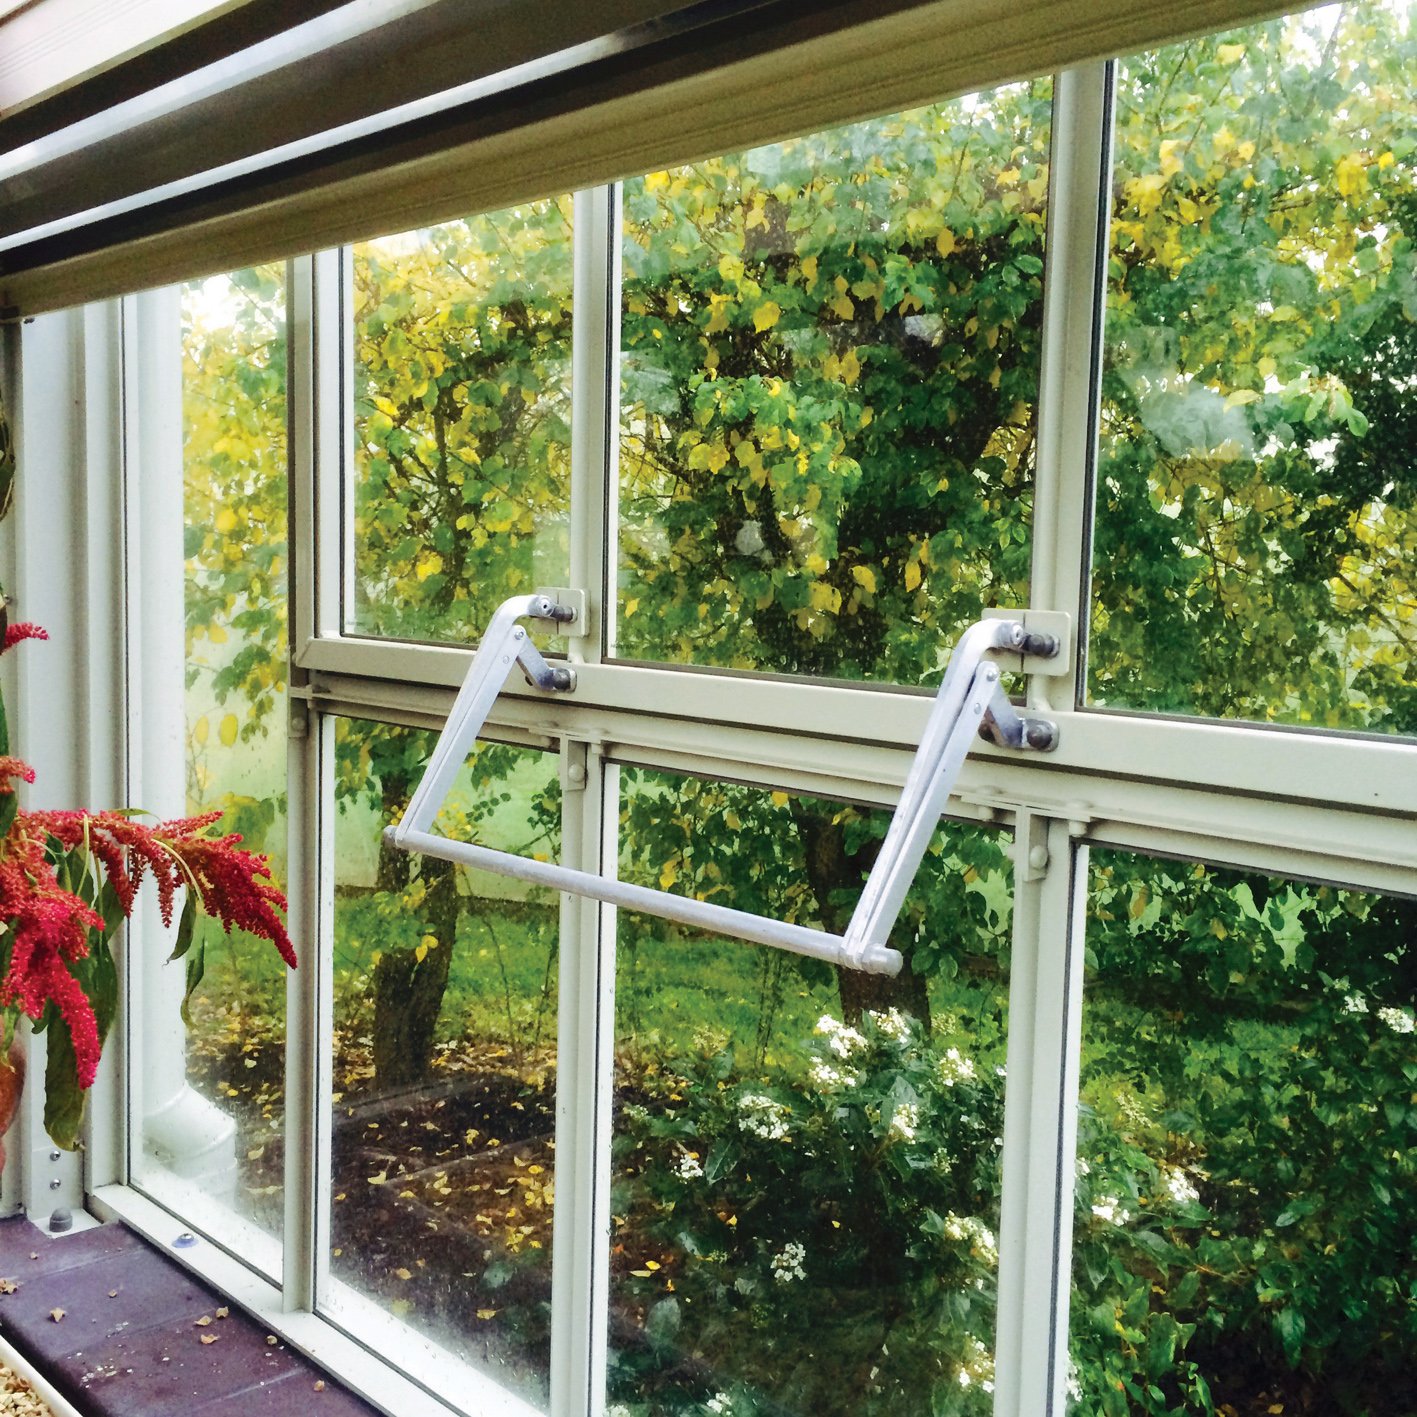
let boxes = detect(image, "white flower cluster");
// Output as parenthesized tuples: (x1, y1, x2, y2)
(1343, 992, 1369, 1014)
(871, 1007, 912, 1043)
(608, 1406, 633, 1417)
(1164, 1168, 1200, 1206)
(675, 1151, 704, 1181)
(943, 1213, 998, 1266)
(770, 1240, 807, 1284)
(955, 1337, 995, 1394)
(937, 1046, 976, 1087)
(888, 1102, 920, 1142)
(704, 1395, 733, 1415)
(1065, 1358, 1083, 1405)
(816, 1014, 867, 1058)
(1378, 1005, 1415, 1035)
(809, 1057, 859, 1089)
(1091, 1196, 1129, 1226)
(737, 1091, 791, 1141)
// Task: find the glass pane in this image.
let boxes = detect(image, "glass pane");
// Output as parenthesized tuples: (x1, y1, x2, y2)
(348, 203, 573, 646)
(328, 719, 559, 1404)
(1070, 852, 1416, 1415)
(608, 770, 1012, 1415)
(1089, 5, 1417, 732)
(617, 82, 1052, 684)
(142, 266, 289, 1254)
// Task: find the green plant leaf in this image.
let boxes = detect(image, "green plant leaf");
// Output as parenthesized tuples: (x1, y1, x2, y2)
(42, 1005, 86, 1152)
(168, 894, 198, 962)
(180, 940, 207, 1027)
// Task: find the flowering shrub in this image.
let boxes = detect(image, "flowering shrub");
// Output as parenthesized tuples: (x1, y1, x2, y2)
(0, 617, 295, 1148)
(1069, 861, 1417, 1415)
(609, 1008, 1004, 1416)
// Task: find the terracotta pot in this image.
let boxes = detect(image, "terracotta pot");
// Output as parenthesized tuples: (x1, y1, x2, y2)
(0, 1037, 25, 1173)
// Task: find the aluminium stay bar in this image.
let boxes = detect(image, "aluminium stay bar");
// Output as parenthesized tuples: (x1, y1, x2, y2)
(387, 593, 1058, 978)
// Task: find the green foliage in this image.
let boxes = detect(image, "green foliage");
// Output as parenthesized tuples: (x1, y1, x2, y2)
(351, 206, 573, 642)
(610, 1010, 1005, 1416)
(1091, 7, 1417, 729)
(618, 85, 1049, 682)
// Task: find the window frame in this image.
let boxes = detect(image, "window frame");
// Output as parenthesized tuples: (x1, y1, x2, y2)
(5, 40, 1413, 1417)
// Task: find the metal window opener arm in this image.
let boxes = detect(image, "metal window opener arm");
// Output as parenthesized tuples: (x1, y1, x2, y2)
(388, 598, 1058, 978)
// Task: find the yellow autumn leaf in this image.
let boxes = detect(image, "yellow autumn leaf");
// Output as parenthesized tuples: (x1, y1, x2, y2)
(219, 714, 239, 747)
(193, 716, 210, 746)
(770, 791, 789, 807)
(415, 551, 444, 581)
(753, 301, 782, 332)
(394, 1267, 412, 1281)
(1127, 171, 1168, 217)
(214, 507, 238, 534)
(624, 597, 639, 618)
(659, 859, 679, 890)
(904, 559, 922, 592)
(476, 1309, 498, 1320)
(850, 565, 877, 594)
(1335, 152, 1368, 200)
(935, 228, 956, 258)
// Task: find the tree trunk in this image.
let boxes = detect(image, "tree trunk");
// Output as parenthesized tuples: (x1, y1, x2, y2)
(371, 853, 458, 1088)
(790, 802, 932, 1028)
(369, 755, 459, 1088)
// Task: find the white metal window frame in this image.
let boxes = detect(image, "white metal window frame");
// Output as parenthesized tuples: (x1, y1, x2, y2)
(1, 40, 1411, 1417)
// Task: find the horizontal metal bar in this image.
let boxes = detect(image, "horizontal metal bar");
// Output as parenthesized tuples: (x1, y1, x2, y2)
(298, 635, 1417, 821)
(389, 827, 904, 976)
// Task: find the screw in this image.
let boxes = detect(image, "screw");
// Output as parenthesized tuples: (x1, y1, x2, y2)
(48, 1178, 62, 1190)
(173, 1232, 198, 1249)
(48, 1150, 61, 1162)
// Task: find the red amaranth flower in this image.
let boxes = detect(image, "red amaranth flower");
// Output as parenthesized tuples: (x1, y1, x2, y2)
(0, 842, 105, 1087)
(25, 808, 296, 967)
(0, 617, 294, 1122)
(0, 756, 36, 792)
(1, 622, 48, 654)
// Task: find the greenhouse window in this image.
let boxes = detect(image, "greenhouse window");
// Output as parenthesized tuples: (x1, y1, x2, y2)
(0, 7, 1413, 1417)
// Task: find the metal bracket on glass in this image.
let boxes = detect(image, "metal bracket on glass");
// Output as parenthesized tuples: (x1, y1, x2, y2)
(387, 598, 1058, 979)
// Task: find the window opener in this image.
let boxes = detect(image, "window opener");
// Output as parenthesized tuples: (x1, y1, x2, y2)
(386, 594, 1059, 977)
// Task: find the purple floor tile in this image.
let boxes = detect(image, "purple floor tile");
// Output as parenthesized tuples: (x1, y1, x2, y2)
(0, 1216, 146, 1279)
(0, 1218, 387, 1417)
(188, 1370, 385, 1416)
(2, 1248, 215, 1364)
(49, 1311, 304, 1416)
